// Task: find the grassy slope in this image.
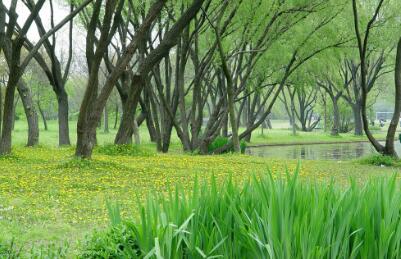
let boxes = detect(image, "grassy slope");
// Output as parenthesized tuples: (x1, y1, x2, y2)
(0, 146, 400, 248)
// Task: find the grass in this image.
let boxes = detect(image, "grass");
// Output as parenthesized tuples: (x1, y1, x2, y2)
(80, 172, 401, 258)
(0, 146, 400, 252)
(11, 119, 390, 149)
(361, 155, 401, 167)
(2, 119, 400, 256)
(249, 129, 387, 146)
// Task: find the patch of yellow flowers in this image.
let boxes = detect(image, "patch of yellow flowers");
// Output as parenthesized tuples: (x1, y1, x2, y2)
(0, 146, 397, 243)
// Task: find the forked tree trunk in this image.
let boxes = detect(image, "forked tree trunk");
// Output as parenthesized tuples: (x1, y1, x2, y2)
(18, 81, 39, 146)
(114, 76, 142, 145)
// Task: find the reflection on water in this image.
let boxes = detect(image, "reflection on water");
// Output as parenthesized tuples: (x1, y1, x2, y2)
(247, 142, 401, 161)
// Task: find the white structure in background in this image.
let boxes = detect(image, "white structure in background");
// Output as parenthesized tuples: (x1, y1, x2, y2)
(376, 111, 394, 121)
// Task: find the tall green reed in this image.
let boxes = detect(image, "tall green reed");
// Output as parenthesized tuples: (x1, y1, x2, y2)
(81, 169, 401, 259)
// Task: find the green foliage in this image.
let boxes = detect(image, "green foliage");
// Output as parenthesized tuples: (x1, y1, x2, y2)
(80, 171, 401, 258)
(361, 155, 401, 167)
(0, 240, 21, 258)
(0, 239, 68, 259)
(207, 136, 246, 154)
(96, 144, 155, 157)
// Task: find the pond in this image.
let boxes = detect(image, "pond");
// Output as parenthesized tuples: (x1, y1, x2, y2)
(246, 141, 401, 161)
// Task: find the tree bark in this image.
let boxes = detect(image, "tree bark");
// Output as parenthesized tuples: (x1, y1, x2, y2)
(0, 81, 2, 136)
(57, 91, 70, 145)
(331, 98, 340, 136)
(0, 78, 16, 154)
(114, 76, 142, 144)
(104, 104, 109, 133)
(17, 81, 39, 147)
(37, 100, 48, 131)
(114, 103, 119, 129)
(384, 37, 401, 157)
(352, 104, 363, 136)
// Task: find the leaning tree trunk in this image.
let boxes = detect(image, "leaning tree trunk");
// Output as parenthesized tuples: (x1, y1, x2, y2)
(57, 90, 70, 145)
(17, 81, 39, 147)
(383, 37, 401, 157)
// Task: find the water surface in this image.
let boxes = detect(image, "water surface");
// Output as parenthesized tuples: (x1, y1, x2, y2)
(247, 142, 401, 161)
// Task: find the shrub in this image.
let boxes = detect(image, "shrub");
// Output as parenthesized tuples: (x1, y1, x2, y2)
(360, 154, 400, 167)
(207, 136, 247, 154)
(96, 144, 154, 157)
(80, 171, 401, 258)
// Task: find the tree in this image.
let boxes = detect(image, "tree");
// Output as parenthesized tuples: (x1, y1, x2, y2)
(75, 0, 206, 158)
(352, 0, 401, 157)
(24, 0, 75, 146)
(0, 0, 92, 155)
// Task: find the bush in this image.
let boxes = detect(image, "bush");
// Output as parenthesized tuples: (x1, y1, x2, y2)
(96, 144, 154, 157)
(360, 154, 400, 167)
(207, 136, 247, 154)
(80, 171, 401, 258)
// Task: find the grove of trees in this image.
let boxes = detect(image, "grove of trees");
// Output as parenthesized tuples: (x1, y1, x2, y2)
(0, 0, 400, 158)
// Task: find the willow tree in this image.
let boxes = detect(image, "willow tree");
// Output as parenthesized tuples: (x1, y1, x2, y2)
(352, 0, 401, 157)
(75, 0, 206, 158)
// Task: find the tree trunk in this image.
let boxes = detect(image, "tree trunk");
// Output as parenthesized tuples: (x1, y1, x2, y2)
(331, 98, 340, 136)
(57, 91, 70, 145)
(222, 113, 228, 137)
(76, 125, 96, 158)
(133, 119, 140, 145)
(17, 81, 39, 146)
(114, 75, 142, 145)
(291, 100, 296, 135)
(104, 104, 109, 133)
(0, 82, 2, 136)
(352, 104, 363, 136)
(0, 78, 15, 155)
(383, 37, 401, 157)
(37, 100, 48, 131)
(114, 103, 119, 129)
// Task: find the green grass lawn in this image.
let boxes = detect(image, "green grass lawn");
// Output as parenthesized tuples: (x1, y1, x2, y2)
(1, 145, 401, 250)
(2, 119, 400, 254)
(11, 119, 390, 149)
